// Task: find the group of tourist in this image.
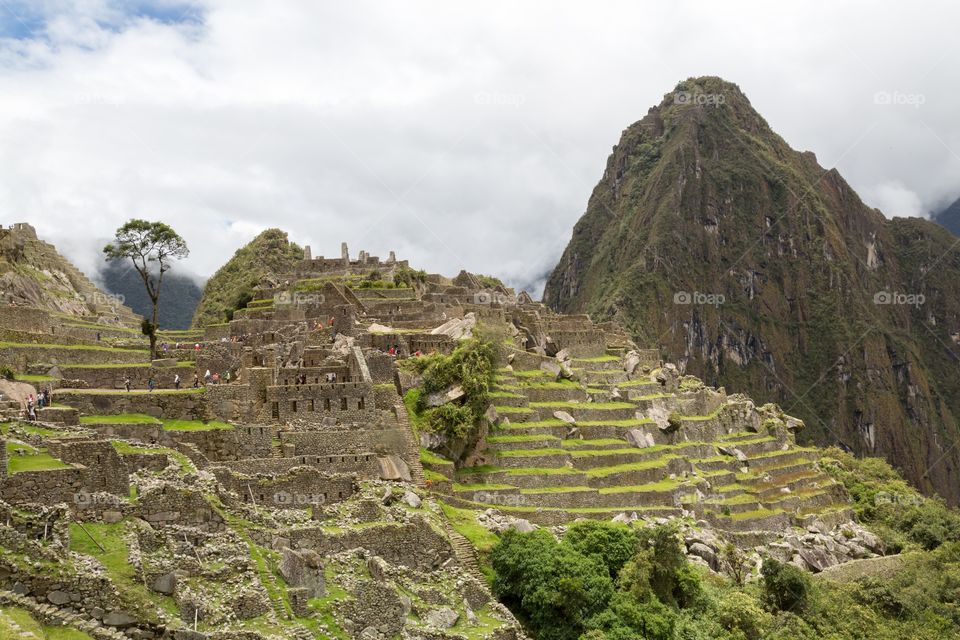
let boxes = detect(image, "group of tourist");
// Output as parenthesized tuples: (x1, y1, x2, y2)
(23, 388, 52, 421)
(119, 369, 237, 392)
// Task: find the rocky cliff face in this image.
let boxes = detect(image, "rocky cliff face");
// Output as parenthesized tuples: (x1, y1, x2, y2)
(0, 222, 138, 325)
(544, 77, 960, 503)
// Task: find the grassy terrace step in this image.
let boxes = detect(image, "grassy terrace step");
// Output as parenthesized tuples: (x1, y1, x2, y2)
(616, 379, 661, 388)
(5, 441, 73, 473)
(0, 341, 147, 353)
(442, 497, 682, 525)
(55, 387, 206, 396)
(561, 438, 628, 450)
(79, 413, 162, 424)
(58, 361, 196, 369)
(163, 419, 233, 431)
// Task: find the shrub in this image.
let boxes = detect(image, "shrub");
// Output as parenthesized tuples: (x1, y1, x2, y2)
(492, 529, 614, 640)
(564, 520, 639, 579)
(761, 558, 810, 613)
(1, 366, 14, 381)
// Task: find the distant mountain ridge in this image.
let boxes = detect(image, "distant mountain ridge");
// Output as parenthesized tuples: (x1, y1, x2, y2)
(99, 260, 203, 330)
(544, 77, 960, 503)
(935, 196, 960, 235)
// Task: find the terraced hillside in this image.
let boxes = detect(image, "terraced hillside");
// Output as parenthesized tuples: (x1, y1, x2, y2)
(433, 348, 852, 545)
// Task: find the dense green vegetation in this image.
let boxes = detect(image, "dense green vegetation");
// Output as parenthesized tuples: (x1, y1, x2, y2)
(405, 335, 499, 441)
(820, 447, 960, 552)
(490, 519, 960, 640)
(191, 228, 303, 327)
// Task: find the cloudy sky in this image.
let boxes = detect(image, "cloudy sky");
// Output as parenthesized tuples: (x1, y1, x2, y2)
(1, 1, 958, 295)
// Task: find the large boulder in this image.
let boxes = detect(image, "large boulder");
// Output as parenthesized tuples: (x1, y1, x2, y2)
(279, 547, 326, 598)
(378, 455, 412, 482)
(425, 385, 465, 407)
(424, 607, 459, 629)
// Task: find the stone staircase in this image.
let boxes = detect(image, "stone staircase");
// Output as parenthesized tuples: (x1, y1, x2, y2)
(443, 521, 487, 585)
(393, 401, 426, 486)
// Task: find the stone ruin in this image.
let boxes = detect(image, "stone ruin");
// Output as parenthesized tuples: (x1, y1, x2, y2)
(0, 235, 886, 639)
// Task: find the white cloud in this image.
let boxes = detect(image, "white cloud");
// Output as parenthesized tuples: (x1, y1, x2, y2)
(0, 0, 958, 296)
(861, 181, 925, 219)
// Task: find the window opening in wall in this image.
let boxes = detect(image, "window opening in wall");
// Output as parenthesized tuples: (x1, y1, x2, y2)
(358, 396, 365, 409)
(308, 399, 315, 412)
(324, 398, 331, 411)
(292, 400, 298, 412)
(272, 402, 280, 419)
(340, 397, 347, 410)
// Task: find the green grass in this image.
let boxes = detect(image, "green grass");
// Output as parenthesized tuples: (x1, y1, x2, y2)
(584, 455, 682, 478)
(529, 401, 635, 410)
(0, 341, 148, 353)
(420, 448, 453, 466)
(80, 413, 161, 424)
(513, 369, 551, 378)
(598, 479, 681, 494)
(520, 486, 594, 494)
(499, 418, 564, 428)
(69, 522, 178, 620)
(520, 379, 581, 389)
(578, 418, 655, 427)
(6, 441, 71, 474)
(572, 355, 620, 363)
(488, 391, 526, 399)
(56, 387, 205, 395)
(723, 507, 786, 521)
(454, 483, 516, 491)
(0, 606, 95, 639)
(424, 469, 448, 482)
(162, 419, 233, 431)
(488, 434, 560, 444)
(13, 373, 55, 382)
(440, 502, 499, 553)
(493, 406, 535, 414)
(60, 361, 195, 369)
(506, 467, 580, 476)
(561, 438, 627, 448)
(497, 448, 568, 457)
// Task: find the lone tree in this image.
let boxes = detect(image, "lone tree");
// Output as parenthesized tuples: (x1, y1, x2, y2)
(104, 219, 189, 359)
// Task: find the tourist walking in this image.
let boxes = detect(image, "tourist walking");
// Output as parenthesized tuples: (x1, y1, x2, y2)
(124, 376, 131, 392)
(193, 373, 200, 388)
(148, 377, 156, 392)
(174, 373, 181, 390)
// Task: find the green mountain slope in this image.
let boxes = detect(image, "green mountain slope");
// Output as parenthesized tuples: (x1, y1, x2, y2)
(544, 77, 960, 503)
(191, 228, 302, 327)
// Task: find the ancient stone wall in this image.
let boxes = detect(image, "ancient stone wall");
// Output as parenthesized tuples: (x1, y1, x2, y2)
(287, 518, 453, 572)
(264, 381, 377, 424)
(214, 467, 358, 509)
(54, 389, 208, 420)
(162, 424, 272, 461)
(0, 306, 53, 333)
(56, 363, 196, 390)
(279, 427, 408, 458)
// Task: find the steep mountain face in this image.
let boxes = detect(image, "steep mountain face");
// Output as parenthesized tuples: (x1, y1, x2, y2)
(100, 260, 203, 330)
(0, 222, 138, 324)
(191, 228, 303, 327)
(935, 196, 960, 235)
(544, 77, 960, 503)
